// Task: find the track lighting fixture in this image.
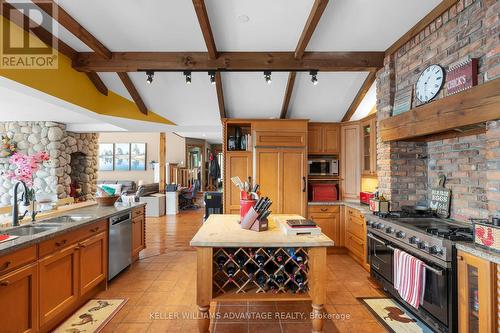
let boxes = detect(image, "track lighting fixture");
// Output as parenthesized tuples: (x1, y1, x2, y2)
(184, 71, 192, 85)
(208, 71, 216, 85)
(310, 70, 318, 85)
(146, 71, 154, 84)
(264, 71, 272, 84)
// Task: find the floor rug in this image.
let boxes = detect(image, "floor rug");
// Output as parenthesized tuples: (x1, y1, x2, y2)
(53, 299, 127, 333)
(358, 297, 434, 333)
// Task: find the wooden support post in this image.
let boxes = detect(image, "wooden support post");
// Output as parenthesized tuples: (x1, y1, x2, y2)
(308, 247, 327, 333)
(159, 133, 166, 193)
(196, 247, 212, 333)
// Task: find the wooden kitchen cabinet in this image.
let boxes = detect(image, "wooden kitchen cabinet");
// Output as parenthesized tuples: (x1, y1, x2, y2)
(79, 232, 107, 296)
(308, 205, 340, 246)
(457, 250, 496, 333)
(0, 262, 38, 333)
(132, 209, 146, 260)
(360, 114, 377, 177)
(39, 243, 80, 327)
(308, 123, 340, 154)
(345, 207, 368, 270)
(224, 151, 252, 214)
(341, 123, 360, 200)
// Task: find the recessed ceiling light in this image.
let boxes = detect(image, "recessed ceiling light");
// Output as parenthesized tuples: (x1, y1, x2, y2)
(237, 15, 250, 23)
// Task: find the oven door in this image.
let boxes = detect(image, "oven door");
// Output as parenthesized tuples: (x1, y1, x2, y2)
(367, 233, 393, 284)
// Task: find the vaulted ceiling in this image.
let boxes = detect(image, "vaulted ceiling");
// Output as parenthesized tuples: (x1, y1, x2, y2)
(3, 0, 442, 142)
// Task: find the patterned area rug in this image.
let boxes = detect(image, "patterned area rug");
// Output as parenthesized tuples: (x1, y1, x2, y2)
(358, 297, 434, 333)
(53, 299, 127, 333)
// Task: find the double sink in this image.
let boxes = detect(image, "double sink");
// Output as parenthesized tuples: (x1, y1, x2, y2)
(2, 215, 92, 237)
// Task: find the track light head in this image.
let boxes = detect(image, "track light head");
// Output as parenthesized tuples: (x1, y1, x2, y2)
(146, 71, 154, 84)
(264, 71, 272, 84)
(208, 71, 216, 85)
(184, 71, 192, 85)
(310, 70, 318, 85)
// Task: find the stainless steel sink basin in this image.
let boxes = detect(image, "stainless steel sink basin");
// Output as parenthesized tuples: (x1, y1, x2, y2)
(39, 215, 91, 223)
(3, 224, 58, 237)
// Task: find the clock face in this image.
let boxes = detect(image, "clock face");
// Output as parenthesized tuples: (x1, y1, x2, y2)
(415, 64, 445, 103)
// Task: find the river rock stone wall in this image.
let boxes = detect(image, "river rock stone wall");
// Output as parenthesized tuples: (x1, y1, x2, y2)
(0, 122, 98, 205)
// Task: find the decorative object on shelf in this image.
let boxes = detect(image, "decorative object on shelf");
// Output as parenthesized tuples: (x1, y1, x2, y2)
(114, 143, 130, 171)
(415, 64, 445, 104)
(98, 143, 114, 171)
(130, 143, 147, 171)
(0, 135, 16, 157)
(392, 85, 414, 116)
(429, 175, 451, 218)
(445, 58, 478, 95)
(471, 218, 500, 252)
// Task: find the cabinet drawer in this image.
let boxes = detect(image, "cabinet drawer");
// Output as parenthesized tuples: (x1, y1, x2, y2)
(347, 216, 365, 240)
(0, 245, 37, 276)
(346, 233, 365, 259)
(39, 220, 107, 257)
(255, 131, 306, 147)
(308, 206, 340, 214)
(132, 207, 144, 218)
(346, 207, 365, 220)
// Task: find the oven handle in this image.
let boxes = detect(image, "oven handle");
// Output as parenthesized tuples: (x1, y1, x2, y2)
(367, 233, 444, 276)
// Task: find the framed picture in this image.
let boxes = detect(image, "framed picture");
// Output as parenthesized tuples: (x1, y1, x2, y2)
(130, 143, 147, 171)
(114, 143, 130, 171)
(98, 143, 114, 171)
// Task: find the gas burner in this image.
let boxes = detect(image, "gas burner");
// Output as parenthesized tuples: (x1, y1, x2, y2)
(426, 227, 473, 241)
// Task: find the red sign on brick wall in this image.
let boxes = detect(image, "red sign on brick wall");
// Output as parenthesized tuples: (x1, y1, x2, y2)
(445, 58, 478, 95)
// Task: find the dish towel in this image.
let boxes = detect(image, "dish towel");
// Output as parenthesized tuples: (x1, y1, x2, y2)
(393, 248, 426, 309)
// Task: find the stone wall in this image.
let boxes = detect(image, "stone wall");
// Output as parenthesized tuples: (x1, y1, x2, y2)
(376, 0, 500, 220)
(0, 122, 98, 205)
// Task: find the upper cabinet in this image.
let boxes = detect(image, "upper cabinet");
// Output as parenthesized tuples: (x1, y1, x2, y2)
(308, 123, 340, 155)
(360, 115, 377, 177)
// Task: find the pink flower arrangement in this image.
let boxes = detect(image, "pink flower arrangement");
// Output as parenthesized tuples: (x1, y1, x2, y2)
(3, 151, 50, 186)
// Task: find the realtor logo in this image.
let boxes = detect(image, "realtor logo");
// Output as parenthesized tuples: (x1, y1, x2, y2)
(0, 0, 58, 69)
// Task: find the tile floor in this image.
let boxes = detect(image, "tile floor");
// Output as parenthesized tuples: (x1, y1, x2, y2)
(96, 210, 388, 332)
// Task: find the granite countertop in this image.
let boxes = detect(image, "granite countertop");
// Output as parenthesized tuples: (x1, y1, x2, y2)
(456, 242, 500, 264)
(308, 200, 372, 214)
(0, 202, 146, 256)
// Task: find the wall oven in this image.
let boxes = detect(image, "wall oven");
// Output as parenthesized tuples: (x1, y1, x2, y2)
(367, 232, 454, 333)
(308, 158, 339, 176)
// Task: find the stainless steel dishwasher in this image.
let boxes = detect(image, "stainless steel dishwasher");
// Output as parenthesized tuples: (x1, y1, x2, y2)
(108, 212, 132, 280)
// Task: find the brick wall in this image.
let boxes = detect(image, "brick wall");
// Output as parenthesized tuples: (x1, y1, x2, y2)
(376, 0, 500, 220)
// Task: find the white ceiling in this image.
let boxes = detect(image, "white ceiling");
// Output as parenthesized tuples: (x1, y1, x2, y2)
(351, 81, 377, 121)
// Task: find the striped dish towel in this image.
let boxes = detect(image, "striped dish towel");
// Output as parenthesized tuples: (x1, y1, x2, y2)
(393, 248, 426, 309)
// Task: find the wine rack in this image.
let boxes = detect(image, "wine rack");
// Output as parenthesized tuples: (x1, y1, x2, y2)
(212, 247, 309, 297)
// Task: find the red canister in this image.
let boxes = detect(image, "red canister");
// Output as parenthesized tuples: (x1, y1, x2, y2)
(240, 199, 257, 221)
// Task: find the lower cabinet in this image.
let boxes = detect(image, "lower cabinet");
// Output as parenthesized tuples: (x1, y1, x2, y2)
(457, 250, 496, 333)
(307, 206, 341, 246)
(132, 214, 146, 259)
(79, 232, 108, 296)
(345, 207, 369, 270)
(0, 262, 38, 333)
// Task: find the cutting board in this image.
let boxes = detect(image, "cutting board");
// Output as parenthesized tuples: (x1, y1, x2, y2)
(429, 175, 451, 218)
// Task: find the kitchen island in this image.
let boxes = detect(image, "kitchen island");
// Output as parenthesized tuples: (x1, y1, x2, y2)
(190, 214, 334, 333)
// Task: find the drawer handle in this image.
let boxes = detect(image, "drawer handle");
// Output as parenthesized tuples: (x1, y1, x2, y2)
(457, 255, 463, 261)
(0, 261, 11, 272)
(320, 208, 328, 212)
(56, 239, 67, 247)
(0, 280, 10, 286)
(90, 227, 99, 233)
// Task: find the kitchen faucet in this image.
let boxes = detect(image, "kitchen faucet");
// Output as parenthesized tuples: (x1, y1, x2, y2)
(12, 180, 30, 226)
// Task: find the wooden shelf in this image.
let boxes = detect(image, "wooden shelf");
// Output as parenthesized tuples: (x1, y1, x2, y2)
(214, 292, 311, 302)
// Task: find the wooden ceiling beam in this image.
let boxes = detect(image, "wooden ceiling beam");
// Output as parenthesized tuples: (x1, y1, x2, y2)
(385, 0, 457, 55)
(192, 0, 218, 59)
(341, 71, 376, 122)
(295, 0, 329, 59)
(33, 0, 112, 59)
(280, 72, 296, 119)
(73, 51, 384, 72)
(215, 72, 226, 119)
(85, 72, 108, 96)
(117, 72, 148, 115)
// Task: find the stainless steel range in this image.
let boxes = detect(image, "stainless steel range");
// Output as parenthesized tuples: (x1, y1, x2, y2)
(366, 209, 473, 333)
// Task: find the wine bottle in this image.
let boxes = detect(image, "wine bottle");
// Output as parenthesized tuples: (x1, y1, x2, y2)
(274, 271, 286, 286)
(246, 263, 257, 279)
(256, 272, 267, 288)
(226, 248, 236, 259)
(226, 262, 236, 279)
(255, 254, 266, 267)
(286, 248, 297, 260)
(265, 248, 275, 258)
(216, 255, 227, 271)
(296, 256, 305, 270)
(275, 251, 284, 263)
(235, 253, 247, 268)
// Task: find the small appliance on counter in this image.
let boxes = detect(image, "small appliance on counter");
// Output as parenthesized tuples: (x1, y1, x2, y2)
(309, 183, 338, 202)
(471, 217, 500, 252)
(360, 191, 374, 205)
(308, 157, 339, 177)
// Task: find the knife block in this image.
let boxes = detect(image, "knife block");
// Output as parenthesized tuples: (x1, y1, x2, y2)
(240, 207, 268, 232)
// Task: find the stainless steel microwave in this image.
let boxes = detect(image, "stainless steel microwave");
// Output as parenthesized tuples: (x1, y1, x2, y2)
(308, 158, 339, 176)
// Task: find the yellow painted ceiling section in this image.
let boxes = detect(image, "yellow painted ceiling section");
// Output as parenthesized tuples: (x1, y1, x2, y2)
(0, 15, 174, 125)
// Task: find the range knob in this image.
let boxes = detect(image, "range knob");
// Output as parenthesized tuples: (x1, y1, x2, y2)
(418, 241, 429, 250)
(376, 223, 385, 230)
(395, 231, 406, 239)
(409, 236, 419, 244)
(429, 246, 443, 255)
(367, 221, 374, 227)
(385, 227, 395, 234)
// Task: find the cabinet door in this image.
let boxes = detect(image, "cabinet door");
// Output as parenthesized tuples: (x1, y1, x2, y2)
(39, 243, 79, 326)
(255, 149, 282, 213)
(0, 263, 38, 333)
(370, 117, 377, 175)
(132, 215, 145, 257)
(341, 124, 360, 199)
(79, 232, 107, 295)
(308, 125, 323, 154)
(282, 150, 306, 216)
(360, 119, 372, 176)
(225, 151, 252, 214)
(457, 251, 495, 333)
(309, 214, 335, 243)
(323, 124, 340, 154)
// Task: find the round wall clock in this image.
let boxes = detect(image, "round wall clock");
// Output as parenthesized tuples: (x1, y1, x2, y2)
(415, 64, 445, 103)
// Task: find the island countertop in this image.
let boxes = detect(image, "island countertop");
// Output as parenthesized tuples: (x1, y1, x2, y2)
(190, 214, 334, 247)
